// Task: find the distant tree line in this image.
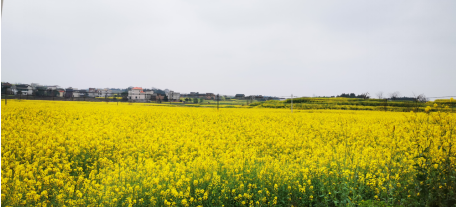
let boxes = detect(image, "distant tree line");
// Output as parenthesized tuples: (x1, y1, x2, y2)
(337, 92, 370, 99)
(337, 92, 428, 102)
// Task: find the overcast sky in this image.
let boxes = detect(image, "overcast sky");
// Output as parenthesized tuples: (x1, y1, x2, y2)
(1, 0, 455, 97)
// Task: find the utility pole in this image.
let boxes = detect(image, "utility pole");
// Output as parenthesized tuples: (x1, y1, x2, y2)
(291, 94, 293, 113)
(384, 98, 387, 112)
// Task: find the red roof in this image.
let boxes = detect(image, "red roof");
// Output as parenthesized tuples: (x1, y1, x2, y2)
(132, 87, 144, 93)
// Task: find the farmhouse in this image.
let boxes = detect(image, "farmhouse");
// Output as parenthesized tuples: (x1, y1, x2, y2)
(128, 87, 146, 100)
(65, 87, 74, 98)
(16, 84, 33, 95)
(58, 89, 65, 97)
(88, 88, 97, 97)
(165, 90, 181, 101)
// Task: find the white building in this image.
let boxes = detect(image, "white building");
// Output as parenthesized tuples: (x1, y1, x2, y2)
(128, 87, 146, 100)
(98, 88, 112, 97)
(165, 90, 181, 101)
(58, 90, 65, 97)
(143, 89, 154, 100)
(15, 84, 33, 95)
(72, 88, 80, 98)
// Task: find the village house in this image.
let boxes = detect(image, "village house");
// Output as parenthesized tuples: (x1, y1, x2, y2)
(58, 89, 65, 97)
(15, 84, 33, 95)
(88, 88, 97, 97)
(97, 88, 112, 97)
(78, 90, 88, 97)
(143, 89, 155, 100)
(165, 90, 181, 101)
(72, 88, 80, 98)
(65, 87, 74, 98)
(128, 87, 146, 100)
(34, 86, 49, 96)
(205, 93, 215, 100)
(44, 86, 59, 97)
(150, 89, 166, 101)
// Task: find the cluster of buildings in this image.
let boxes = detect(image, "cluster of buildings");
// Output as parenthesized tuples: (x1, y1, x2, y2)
(126, 87, 180, 101)
(1, 82, 280, 102)
(1, 83, 181, 102)
(181, 92, 217, 99)
(1, 83, 59, 96)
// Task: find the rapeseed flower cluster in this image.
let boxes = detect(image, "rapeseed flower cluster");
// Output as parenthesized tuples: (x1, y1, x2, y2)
(1, 100, 455, 206)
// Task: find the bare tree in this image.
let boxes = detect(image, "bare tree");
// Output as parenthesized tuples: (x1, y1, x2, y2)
(389, 91, 400, 100)
(417, 94, 428, 103)
(360, 92, 370, 100)
(376, 92, 383, 99)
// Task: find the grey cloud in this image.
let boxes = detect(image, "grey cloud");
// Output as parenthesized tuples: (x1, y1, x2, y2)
(2, 0, 455, 97)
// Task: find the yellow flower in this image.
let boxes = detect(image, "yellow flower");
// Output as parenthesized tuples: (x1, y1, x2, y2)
(2, 101, 455, 206)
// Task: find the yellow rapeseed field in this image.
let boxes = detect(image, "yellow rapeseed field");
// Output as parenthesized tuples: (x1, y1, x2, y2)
(1, 100, 455, 206)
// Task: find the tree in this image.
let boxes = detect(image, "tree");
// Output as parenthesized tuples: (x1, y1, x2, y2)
(1, 83, 11, 95)
(199, 98, 204, 103)
(389, 91, 400, 100)
(376, 92, 383, 99)
(417, 94, 429, 103)
(164, 95, 169, 102)
(34, 86, 47, 96)
(220, 96, 226, 101)
(360, 92, 370, 100)
(193, 98, 198, 103)
(121, 91, 128, 101)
